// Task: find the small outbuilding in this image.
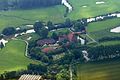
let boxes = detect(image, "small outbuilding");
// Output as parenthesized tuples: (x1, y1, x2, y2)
(18, 74, 43, 80)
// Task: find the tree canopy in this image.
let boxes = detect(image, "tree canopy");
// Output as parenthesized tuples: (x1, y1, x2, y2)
(0, 0, 61, 9)
(2, 27, 16, 36)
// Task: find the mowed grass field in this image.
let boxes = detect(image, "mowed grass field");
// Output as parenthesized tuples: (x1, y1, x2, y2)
(77, 58, 120, 80)
(69, 0, 120, 20)
(0, 40, 38, 74)
(0, 0, 120, 32)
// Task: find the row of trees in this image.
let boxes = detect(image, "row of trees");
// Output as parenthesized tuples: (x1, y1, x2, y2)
(1, 17, 87, 37)
(98, 37, 120, 42)
(88, 45, 120, 61)
(73, 19, 87, 32)
(0, 0, 8, 10)
(2, 26, 27, 36)
(0, 63, 47, 80)
(17, 0, 61, 9)
(0, 0, 61, 10)
(33, 19, 72, 39)
(33, 18, 87, 39)
(2, 27, 16, 36)
(33, 21, 49, 39)
(1, 18, 72, 38)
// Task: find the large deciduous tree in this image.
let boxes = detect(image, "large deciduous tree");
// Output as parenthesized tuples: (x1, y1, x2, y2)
(2, 27, 16, 36)
(34, 21, 48, 38)
(34, 21, 43, 33)
(47, 21, 54, 30)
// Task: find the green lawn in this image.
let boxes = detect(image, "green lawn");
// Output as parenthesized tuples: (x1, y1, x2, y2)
(77, 59, 120, 80)
(69, 0, 120, 20)
(0, 15, 31, 33)
(17, 33, 40, 42)
(0, 40, 38, 74)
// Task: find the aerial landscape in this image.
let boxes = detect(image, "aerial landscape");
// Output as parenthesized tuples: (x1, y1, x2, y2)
(0, 0, 120, 80)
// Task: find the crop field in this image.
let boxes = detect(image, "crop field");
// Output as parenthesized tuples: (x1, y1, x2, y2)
(77, 58, 120, 80)
(0, 40, 38, 74)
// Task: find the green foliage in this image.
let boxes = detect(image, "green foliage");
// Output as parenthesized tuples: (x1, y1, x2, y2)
(0, 42, 4, 49)
(0, 0, 8, 10)
(47, 21, 54, 30)
(0, 0, 61, 9)
(16, 0, 61, 9)
(41, 55, 49, 63)
(88, 45, 120, 60)
(51, 32, 58, 40)
(34, 21, 48, 38)
(56, 69, 70, 80)
(33, 21, 43, 33)
(3, 71, 16, 79)
(2, 27, 16, 36)
(27, 63, 47, 74)
(74, 21, 85, 32)
(38, 27, 48, 39)
(64, 18, 73, 27)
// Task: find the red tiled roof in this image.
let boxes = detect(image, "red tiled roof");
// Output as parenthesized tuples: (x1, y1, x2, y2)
(67, 33, 74, 42)
(41, 47, 55, 53)
(58, 32, 81, 42)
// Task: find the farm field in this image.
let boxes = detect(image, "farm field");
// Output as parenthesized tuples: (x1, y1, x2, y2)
(77, 58, 120, 80)
(0, 40, 38, 74)
(87, 18, 120, 40)
(0, 0, 120, 32)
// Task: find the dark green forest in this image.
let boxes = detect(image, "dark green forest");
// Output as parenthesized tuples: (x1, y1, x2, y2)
(0, 0, 61, 10)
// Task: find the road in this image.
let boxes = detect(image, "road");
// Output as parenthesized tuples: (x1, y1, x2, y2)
(69, 65, 73, 80)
